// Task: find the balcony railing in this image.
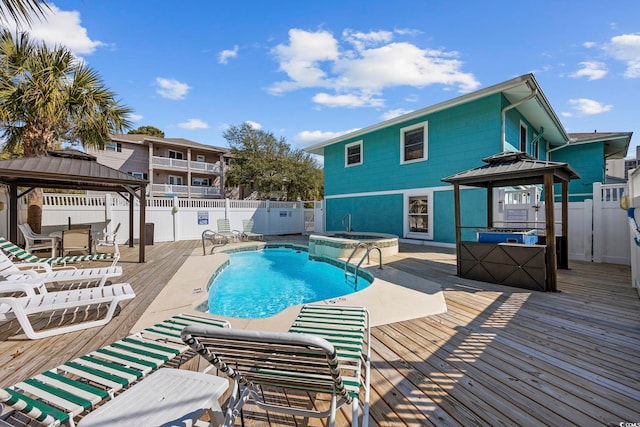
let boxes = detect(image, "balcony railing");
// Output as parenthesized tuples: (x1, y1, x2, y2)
(151, 184, 221, 197)
(151, 156, 221, 174)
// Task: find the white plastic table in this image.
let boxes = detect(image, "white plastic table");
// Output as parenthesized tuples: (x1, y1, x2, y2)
(78, 368, 229, 427)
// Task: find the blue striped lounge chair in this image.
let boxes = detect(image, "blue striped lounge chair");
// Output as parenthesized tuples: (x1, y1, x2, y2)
(0, 313, 230, 426)
(0, 237, 119, 267)
(181, 304, 371, 427)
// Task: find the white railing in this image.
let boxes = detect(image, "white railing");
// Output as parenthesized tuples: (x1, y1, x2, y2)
(151, 184, 189, 195)
(152, 156, 189, 169)
(189, 161, 221, 174)
(151, 184, 220, 197)
(189, 186, 221, 196)
(43, 194, 107, 206)
(151, 156, 221, 173)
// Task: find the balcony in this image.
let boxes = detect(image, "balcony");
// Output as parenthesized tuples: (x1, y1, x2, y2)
(151, 184, 221, 197)
(151, 156, 221, 174)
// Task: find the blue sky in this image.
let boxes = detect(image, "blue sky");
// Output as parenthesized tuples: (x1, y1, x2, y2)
(8, 0, 640, 156)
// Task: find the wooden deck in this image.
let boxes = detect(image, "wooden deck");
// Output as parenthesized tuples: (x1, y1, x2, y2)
(1, 239, 639, 426)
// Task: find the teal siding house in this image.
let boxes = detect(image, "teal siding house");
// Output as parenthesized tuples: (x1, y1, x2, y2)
(306, 74, 631, 245)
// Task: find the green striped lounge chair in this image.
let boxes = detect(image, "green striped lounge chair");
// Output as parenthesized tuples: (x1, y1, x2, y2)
(182, 304, 371, 427)
(0, 237, 119, 267)
(0, 313, 230, 426)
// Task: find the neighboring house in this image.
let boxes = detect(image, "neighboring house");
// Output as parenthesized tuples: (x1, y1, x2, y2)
(305, 73, 632, 245)
(607, 143, 640, 181)
(87, 134, 230, 198)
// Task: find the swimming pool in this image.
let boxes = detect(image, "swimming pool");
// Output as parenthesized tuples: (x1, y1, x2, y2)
(206, 248, 372, 318)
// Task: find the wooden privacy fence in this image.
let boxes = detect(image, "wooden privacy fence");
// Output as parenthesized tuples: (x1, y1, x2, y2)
(8, 195, 325, 245)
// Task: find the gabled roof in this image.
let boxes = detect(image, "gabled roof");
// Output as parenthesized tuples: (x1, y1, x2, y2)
(110, 134, 229, 154)
(305, 73, 569, 156)
(0, 150, 147, 191)
(441, 151, 580, 187)
(566, 132, 632, 159)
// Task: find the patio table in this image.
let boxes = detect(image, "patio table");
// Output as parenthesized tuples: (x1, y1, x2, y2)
(78, 368, 229, 426)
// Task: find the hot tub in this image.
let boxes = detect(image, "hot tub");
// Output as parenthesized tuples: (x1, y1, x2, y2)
(308, 232, 399, 261)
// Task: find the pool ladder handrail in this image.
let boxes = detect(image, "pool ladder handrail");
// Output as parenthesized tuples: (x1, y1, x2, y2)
(345, 242, 383, 285)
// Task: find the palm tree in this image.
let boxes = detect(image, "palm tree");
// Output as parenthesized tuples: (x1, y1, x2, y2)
(0, 0, 49, 26)
(0, 30, 132, 232)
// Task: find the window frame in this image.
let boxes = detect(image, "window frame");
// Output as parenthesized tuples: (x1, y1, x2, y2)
(196, 154, 206, 162)
(105, 142, 122, 152)
(129, 172, 147, 180)
(168, 175, 183, 185)
(519, 121, 528, 153)
(168, 149, 184, 160)
(400, 121, 428, 164)
(344, 140, 363, 167)
(403, 189, 433, 240)
(191, 177, 210, 186)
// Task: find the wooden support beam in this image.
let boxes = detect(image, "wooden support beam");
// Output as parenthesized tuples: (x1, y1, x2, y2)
(544, 173, 557, 291)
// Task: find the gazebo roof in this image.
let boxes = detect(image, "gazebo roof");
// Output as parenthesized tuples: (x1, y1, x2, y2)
(0, 150, 147, 192)
(441, 151, 580, 188)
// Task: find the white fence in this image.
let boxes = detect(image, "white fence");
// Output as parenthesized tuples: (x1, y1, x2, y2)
(497, 182, 630, 266)
(3, 194, 325, 245)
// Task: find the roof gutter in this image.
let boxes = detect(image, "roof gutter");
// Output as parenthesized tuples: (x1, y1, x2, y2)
(501, 89, 538, 151)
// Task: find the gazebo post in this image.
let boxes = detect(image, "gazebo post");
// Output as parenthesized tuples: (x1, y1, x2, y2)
(543, 172, 558, 291)
(487, 183, 494, 228)
(560, 181, 569, 269)
(453, 183, 462, 276)
(128, 194, 134, 248)
(9, 183, 18, 244)
(139, 187, 146, 263)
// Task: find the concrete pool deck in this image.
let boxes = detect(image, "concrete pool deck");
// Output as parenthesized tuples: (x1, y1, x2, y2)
(131, 240, 447, 333)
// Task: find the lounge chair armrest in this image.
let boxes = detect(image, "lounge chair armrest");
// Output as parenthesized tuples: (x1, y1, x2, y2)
(16, 262, 54, 273)
(0, 281, 38, 297)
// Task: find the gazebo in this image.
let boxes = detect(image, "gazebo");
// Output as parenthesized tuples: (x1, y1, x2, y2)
(0, 150, 148, 262)
(442, 152, 580, 291)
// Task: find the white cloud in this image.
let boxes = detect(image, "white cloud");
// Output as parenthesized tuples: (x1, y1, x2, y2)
(269, 28, 479, 107)
(565, 98, 613, 116)
(603, 33, 640, 78)
(218, 45, 239, 64)
(156, 77, 190, 100)
(342, 29, 393, 52)
(570, 61, 608, 80)
(178, 118, 208, 129)
(246, 121, 262, 130)
(5, 4, 103, 56)
(381, 108, 411, 120)
(294, 128, 361, 145)
(129, 114, 143, 121)
(312, 92, 384, 108)
(583, 41, 597, 49)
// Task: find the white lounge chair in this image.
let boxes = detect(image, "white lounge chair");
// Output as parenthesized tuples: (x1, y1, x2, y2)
(216, 218, 241, 242)
(0, 237, 119, 267)
(0, 249, 122, 292)
(181, 304, 371, 427)
(0, 313, 230, 426)
(18, 224, 57, 257)
(241, 219, 263, 240)
(0, 280, 135, 339)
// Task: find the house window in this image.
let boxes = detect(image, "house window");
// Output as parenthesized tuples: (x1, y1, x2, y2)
(129, 172, 148, 180)
(345, 141, 363, 167)
(168, 150, 184, 160)
(400, 121, 428, 164)
(196, 154, 206, 162)
(192, 177, 210, 186)
(520, 122, 528, 153)
(105, 142, 122, 152)
(408, 196, 429, 233)
(532, 133, 539, 159)
(168, 175, 183, 185)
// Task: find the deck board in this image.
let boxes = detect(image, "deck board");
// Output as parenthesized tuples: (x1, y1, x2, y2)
(1, 238, 639, 426)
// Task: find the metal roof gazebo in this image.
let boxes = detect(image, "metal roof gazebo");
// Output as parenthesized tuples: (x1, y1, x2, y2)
(442, 151, 580, 291)
(0, 150, 148, 262)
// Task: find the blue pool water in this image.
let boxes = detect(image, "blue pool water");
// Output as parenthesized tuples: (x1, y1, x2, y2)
(207, 248, 370, 318)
